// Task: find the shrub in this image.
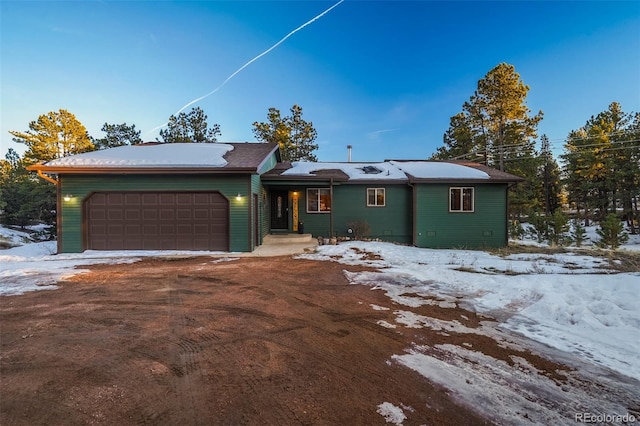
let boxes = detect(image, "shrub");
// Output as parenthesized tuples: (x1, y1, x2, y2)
(509, 220, 525, 240)
(595, 214, 629, 250)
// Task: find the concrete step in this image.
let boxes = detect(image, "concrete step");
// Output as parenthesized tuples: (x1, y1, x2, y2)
(263, 233, 314, 244)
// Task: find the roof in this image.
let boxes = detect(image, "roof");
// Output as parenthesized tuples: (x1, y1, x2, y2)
(27, 142, 280, 174)
(262, 160, 523, 183)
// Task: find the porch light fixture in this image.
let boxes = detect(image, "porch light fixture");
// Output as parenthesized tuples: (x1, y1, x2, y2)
(236, 193, 242, 201)
(63, 194, 73, 202)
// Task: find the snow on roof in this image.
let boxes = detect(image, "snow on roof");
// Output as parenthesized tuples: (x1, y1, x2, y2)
(45, 143, 234, 167)
(390, 161, 490, 179)
(281, 161, 407, 180)
(280, 160, 491, 181)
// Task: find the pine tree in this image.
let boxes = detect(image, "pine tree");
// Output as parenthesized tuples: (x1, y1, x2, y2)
(561, 102, 639, 225)
(595, 213, 629, 250)
(570, 219, 587, 247)
(436, 63, 543, 171)
(538, 135, 562, 215)
(0, 149, 55, 227)
(253, 104, 318, 161)
(432, 63, 543, 219)
(159, 107, 221, 143)
(93, 122, 142, 149)
(547, 208, 570, 247)
(9, 109, 94, 165)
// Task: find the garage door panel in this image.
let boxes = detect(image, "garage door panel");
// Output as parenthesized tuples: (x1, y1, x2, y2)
(176, 209, 192, 220)
(124, 193, 141, 204)
(159, 194, 175, 205)
(107, 193, 124, 205)
(141, 193, 158, 205)
(108, 209, 123, 220)
(86, 191, 229, 250)
(125, 209, 140, 221)
(142, 209, 158, 221)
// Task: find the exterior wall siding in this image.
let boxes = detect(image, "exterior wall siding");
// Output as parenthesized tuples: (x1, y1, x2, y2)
(59, 174, 251, 253)
(257, 152, 278, 175)
(268, 183, 411, 243)
(414, 183, 508, 248)
(332, 184, 412, 243)
(250, 174, 266, 247)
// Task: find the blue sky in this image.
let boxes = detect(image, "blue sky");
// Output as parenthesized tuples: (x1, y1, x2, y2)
(1, 1, 639, 162)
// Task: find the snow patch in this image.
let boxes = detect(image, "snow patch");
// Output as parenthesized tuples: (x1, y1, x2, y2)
(376, 402, 407, 425)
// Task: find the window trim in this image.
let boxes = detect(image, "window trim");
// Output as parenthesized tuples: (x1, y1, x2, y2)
(449, 186, 475, 213)
(306, 188, 331, 213)
(366, 188, 386, 207)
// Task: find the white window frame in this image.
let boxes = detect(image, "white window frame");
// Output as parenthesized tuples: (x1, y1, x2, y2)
(449, 187, 474, 212)
(366, 188, 386, 207)
(306, 188, 331, 213)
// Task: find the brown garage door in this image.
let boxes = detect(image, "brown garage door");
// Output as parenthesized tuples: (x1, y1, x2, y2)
(85, 192, 229, 251)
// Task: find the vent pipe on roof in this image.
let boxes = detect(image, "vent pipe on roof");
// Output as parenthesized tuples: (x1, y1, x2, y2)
(347, 145, 352, 162)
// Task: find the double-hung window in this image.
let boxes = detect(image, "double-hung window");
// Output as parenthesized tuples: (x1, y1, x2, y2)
(449, 187, 474, 212)
(367, 188, 385, 207)
(307, 188, 331, 213)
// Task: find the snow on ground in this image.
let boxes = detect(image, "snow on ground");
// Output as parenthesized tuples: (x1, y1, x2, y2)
(299, 241, 639, 424)
(298, 241, 640, 383)
(376, 402, 408, 425)
(0, 228, 231, 296)
(2, 224, 639, 424)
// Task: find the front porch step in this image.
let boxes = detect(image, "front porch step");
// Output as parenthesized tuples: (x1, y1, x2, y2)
(263, 233, 314, 244)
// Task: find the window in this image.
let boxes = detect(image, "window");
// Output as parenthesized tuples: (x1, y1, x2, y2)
(449, 187, 474, 212)
(307, 188, 331, 213)
(367, 188, 385, 207)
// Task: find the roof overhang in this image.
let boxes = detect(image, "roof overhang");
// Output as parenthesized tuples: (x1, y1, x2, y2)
(26, 165, 260, 175)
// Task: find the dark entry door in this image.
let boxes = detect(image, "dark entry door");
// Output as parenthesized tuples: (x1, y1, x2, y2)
(270, 190, 288, 230)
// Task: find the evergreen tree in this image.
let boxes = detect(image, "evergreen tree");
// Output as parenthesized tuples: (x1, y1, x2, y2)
(547, 208, 570, 247)
(93, 122, 142, 149)
(0, 149, 55, 227)
(432, 63, 543, 218)
(9, 109, 94, 165)
(595, 213, 629, 250)
(159, 107, 221, 143)
(538, 135, 562, 215)
(435, 63, 543, 171)
(570, 219, 587, 247)
(432, 113, 478, 160)
(561, 102, 639, 226)
(253, 104, 318, 161)
(527, 210, 549, 243)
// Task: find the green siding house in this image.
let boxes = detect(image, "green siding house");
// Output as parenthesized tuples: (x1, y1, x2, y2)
(28, 142, 522, 253)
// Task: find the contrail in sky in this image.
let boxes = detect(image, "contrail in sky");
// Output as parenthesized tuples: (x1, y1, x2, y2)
(150, 0, 344, 134)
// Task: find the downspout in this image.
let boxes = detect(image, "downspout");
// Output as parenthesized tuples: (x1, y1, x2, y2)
(36, 169, 58, 185)
(329, 178, 334, 238)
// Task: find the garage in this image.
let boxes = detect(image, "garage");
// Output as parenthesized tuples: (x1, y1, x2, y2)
(85, 191, 229, 251)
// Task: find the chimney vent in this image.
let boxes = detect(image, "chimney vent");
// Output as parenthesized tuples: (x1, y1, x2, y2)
(347, 145, 352, 162)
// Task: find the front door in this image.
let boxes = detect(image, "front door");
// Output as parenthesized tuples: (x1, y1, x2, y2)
(270, 190, 288, 230)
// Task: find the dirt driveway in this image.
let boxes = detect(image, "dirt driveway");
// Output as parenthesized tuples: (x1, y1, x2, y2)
(1, 254, 638, 425)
